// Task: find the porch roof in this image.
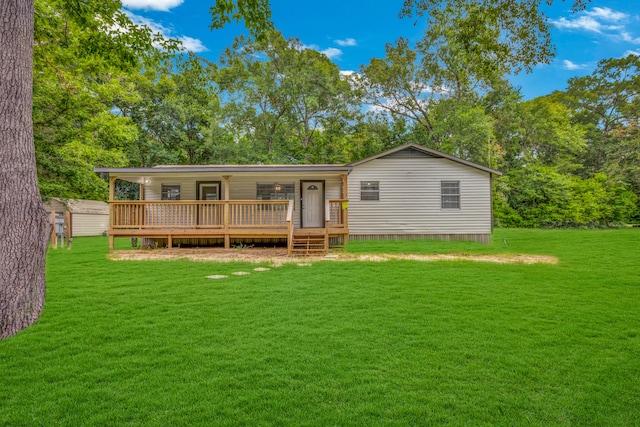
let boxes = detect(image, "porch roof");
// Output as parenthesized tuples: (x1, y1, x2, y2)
(95, 164, 352, 175)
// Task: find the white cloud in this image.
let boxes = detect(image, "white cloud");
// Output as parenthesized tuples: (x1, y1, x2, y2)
(620, 32, 640, 44)
(339, 70, 356, 76)
(322, 47, 342, 59)
(178, 36, 208, 53)
(335, 38, 357, 47)
(552, 16, 616, 33)
(300, 42, 344, 60)
(124, 11, 207, 53)
(124, 11, 169, 34)
(122, 0, 183, 12)
(623, 49, 640, 57)
(551, 7, 640, 44)
(562, 60, 588, 70)
(586, 7, 628, 22)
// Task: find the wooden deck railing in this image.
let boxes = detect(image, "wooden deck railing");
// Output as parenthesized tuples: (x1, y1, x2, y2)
(110, 200, 292, 230)
(108, 199, 346, 250)
(327, 199, 348, 229)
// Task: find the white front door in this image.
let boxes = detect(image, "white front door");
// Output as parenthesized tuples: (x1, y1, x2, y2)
(301, 181, 324, 228)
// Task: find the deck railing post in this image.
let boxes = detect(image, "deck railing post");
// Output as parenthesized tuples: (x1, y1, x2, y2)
(286, 200, 294, 255)
(223, 176, 231, 249)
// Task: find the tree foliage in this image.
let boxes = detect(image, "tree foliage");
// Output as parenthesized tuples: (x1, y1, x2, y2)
(27, 0, 639, 229)
(218, 32, 360, 162)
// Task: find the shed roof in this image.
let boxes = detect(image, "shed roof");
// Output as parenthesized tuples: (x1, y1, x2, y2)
(43, 198, 109, 215)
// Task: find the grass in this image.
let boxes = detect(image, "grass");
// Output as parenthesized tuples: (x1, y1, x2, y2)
(1, 229, 639, 426)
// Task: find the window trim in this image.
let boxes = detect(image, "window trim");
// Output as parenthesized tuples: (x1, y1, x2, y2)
(196, 181, 222, 201)
(441, 181, 460, 209)
(256, 182, 295, 201)
(161, 184, 181, 201)
(360, 181, 380, 201)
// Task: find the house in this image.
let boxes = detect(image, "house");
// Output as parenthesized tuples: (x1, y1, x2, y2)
(94, 143, 501, 254)
(43, 198, 110, 237)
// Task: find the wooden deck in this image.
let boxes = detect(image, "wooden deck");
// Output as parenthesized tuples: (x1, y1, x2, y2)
(108, 199, 348, 254)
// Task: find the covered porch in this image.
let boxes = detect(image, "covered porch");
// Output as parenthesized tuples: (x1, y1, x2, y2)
(97, 165, 351, 255)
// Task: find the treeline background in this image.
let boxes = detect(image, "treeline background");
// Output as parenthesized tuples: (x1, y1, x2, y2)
(35, 0, 639, 227)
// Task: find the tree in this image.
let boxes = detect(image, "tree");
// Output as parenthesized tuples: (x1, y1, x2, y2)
(0, 0, 273, 340)
(122, 54, 223, 166)
(0, 0, 50, 339)
(401, 0, 590, 73)
(565, 54, 640, 175)
(32, 0, 191, 200)
(218, 32, 359, 161)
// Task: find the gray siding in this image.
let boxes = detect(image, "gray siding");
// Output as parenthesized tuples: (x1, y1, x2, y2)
(143, 173, 342, 229)
(348, 157, 492, 236)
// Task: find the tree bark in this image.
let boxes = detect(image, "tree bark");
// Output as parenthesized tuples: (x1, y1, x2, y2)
(0, 0, 51, 339)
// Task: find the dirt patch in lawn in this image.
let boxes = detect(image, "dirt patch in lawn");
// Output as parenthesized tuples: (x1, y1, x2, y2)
(109, 247, 557, 265)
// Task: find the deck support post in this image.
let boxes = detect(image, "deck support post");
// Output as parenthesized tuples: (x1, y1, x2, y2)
(223, 175, 231, 249)
(340, 174, 348, 200)
(340, 174, 349, 249)
(107, 175, 116, 250)
(324, 220, 330, 253)
(109, 176, 116, 202)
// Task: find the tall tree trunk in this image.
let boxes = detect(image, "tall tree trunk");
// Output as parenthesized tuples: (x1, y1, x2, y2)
(0, 0, 51, 339)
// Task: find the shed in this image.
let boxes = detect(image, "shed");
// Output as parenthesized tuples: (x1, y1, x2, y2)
(43, 198, 110, 237)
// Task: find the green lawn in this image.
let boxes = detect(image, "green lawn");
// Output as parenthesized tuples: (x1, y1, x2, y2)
(1, 229, 639, 426)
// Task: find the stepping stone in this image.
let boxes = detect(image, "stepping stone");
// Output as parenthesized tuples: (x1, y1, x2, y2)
(297, 263, 312, 267)
(232, 271, 250, 276)
(206, 275, 228, 279)
(253, 267, 270, 272)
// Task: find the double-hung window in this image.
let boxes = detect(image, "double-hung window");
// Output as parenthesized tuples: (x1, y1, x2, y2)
(441, 181, 460, 209)
(360, 181, 379, 201)
(161, 184, 181, 200)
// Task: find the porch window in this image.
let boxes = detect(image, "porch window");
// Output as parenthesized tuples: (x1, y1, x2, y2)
(256, 183, 295, 200)
(161, 184, 181, 200)
(360, 181, 379, 201)
(441, 181, 460, 209)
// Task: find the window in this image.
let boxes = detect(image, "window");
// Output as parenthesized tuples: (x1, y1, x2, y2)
(161, 184, 181, 200)
(256, 183, 295, 200)
(441, 181, 460, 209)
(360, 181, 379, 201)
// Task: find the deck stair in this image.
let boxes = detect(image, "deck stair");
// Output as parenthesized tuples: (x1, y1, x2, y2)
(291, 228, 327, 256)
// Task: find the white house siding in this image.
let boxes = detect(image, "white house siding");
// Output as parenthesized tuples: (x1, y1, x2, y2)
(143, 173, 343, 229)
(348, 157, 493, 239)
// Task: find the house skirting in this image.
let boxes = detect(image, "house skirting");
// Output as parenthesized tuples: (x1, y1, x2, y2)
(348, 233, 492, 244)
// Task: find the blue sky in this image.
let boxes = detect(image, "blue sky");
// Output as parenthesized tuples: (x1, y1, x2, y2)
(122, 0, 640, 99)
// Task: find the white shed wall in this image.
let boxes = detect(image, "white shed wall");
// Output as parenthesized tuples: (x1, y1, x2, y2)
(348, 157, 493, 236)
(72, 214, 110, 237)
(43, 199, 110, 237)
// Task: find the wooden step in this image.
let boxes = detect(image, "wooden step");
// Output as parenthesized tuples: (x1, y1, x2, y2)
(290, 233, 327, 256)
